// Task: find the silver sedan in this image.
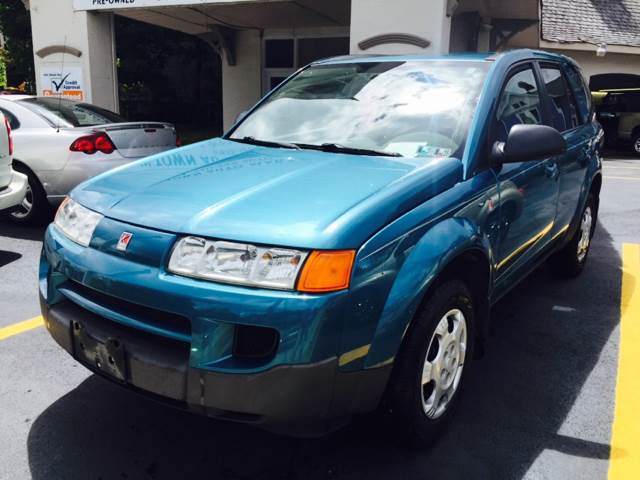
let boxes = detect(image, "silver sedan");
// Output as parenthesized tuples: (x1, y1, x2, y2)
(0, 95, 178, 224)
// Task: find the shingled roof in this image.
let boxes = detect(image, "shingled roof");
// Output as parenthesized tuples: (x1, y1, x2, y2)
(541, 0, 640, 47)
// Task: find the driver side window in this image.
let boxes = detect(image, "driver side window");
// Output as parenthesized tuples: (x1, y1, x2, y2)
(496, 68, 543, 142)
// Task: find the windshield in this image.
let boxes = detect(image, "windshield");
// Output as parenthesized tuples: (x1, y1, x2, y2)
(18, 97, 126, 128)
(229, 60, 489, 159)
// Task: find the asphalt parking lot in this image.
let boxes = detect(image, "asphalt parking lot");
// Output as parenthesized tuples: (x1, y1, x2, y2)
(0, 157, 638, 480)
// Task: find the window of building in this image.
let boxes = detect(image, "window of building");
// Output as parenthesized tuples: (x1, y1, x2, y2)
(262, 35, 349, 94)
(264, 39, 294, 68)
(496, 67, 542, 141)
(541, 66, 580, 131)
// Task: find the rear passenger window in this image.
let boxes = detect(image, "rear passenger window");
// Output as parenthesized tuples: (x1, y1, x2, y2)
(541, 66, 580, 131)
(496, 68, 542, 141)
(564, 64, 591, 124)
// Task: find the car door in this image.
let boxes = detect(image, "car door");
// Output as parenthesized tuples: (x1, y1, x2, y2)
(538, 62, 592, 235)
(493, 64, 560, 282)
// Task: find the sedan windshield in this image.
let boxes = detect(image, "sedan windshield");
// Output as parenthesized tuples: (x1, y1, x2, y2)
(229, 60, 489, 159)
(18, 97, 126, 128)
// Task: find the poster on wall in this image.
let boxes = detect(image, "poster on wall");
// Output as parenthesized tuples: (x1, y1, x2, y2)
(40, 65, 85, 101)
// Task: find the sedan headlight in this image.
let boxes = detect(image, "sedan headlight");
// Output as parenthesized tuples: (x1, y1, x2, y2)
(168, 236, 308, 290)
(54, 197, 103, 247)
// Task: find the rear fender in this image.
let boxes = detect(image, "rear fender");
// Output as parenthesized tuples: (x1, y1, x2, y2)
(364, 217, 493, 369)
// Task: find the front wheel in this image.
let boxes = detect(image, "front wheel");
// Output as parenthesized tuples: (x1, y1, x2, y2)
(548, 194, 597, 278)
(386, 280, 475, 446)
(9, 165, 49, 225)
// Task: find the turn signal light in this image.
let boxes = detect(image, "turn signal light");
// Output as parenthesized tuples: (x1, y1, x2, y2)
(70, 132, 116, 155)
(297, 250, 356, 293)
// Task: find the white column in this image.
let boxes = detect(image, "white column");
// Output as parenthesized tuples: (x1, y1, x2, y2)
(29, 0, 118, 112)
(350, 0, 452, 55)
(221, 29, 262, 132)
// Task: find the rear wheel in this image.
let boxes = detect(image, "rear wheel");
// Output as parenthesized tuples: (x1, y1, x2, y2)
(548, 194, 597, 278)
(386, 280, 475, 446)
(9, 165, 49, 225)
(631, 131, 640, 156)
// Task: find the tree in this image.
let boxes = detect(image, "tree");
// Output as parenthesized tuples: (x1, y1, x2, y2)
(0, 0, 35, 92)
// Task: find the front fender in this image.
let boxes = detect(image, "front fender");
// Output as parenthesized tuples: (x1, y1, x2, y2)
(364, 217, 493, 369)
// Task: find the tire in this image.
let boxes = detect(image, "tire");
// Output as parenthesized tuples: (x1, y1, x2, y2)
(9, 164, 50, 225)
(631, 131, 640, 156)
(386, 279, 475, 446)
(548, 193, 597, 278)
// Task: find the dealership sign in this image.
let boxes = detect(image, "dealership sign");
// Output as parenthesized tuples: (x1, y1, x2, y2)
(73, 0, 258, 10)
(40, 65, 85, 101)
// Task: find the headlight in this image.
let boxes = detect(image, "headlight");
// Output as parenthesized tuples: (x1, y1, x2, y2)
(54, 197, 103, 247)
(168, 236, 308, 290)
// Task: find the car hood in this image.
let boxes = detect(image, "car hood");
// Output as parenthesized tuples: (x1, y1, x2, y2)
(72, 138, 463, 249)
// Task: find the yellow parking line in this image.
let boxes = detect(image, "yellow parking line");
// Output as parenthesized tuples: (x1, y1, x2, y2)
(0, 316, 43, 341)
(608, 244, 640, 479)
(604, 176, 640, 181)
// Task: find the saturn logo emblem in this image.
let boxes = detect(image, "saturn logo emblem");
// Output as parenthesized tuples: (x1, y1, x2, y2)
(116, 232, 133, 252)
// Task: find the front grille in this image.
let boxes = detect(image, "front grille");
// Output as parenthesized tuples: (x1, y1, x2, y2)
(61, 280, 191, 341)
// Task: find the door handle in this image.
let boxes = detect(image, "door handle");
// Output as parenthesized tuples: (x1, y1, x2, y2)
(543, 160, 559, 180)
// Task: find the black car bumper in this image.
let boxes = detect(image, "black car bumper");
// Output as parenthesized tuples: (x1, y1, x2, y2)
(40, 294, 391, 436)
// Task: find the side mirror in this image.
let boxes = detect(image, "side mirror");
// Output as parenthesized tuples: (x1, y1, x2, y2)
(491, 124, 567, 165)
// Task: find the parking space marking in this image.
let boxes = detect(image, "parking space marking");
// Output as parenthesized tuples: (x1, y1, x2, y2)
(608, 243, 640, 479)
(603, 176, 640, 181)
(0, 316, 43, 341)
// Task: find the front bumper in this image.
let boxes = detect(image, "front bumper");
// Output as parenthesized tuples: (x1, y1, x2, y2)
(0, 171, 27, 212)
(40, 223, 391, 433)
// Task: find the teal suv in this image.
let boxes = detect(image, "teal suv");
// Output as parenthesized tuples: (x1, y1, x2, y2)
(40, 50, 602, 442)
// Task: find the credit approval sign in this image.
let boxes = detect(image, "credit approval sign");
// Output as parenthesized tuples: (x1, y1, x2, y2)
(40, 65, 85, 101)
(73, 0, 260, 10)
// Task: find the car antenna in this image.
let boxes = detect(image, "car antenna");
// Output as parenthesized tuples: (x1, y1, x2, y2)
(56, 36, 67, 133)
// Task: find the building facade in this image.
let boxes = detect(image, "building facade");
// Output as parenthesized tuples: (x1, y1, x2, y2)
(25, 0, 640, 130)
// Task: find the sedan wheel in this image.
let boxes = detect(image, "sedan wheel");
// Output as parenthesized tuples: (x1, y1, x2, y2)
(8, 166, 48, 225)
(10, 183, 33, 220)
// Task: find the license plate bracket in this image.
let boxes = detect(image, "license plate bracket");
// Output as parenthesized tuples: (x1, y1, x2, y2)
(72, 320, 127, 381)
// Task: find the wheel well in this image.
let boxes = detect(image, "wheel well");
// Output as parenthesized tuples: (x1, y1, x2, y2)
(631, 125, 640, 139)
(12, 159, 37, 180)
(590, 173, 602, 215)
(409, 249, 492, 358)
(436, 250, 491, 313)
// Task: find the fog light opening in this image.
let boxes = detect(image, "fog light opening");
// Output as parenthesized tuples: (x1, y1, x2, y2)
(232, 324, 279, 360)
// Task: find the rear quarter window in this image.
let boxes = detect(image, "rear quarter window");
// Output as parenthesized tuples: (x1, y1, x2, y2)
(563, 63, 592, 124)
